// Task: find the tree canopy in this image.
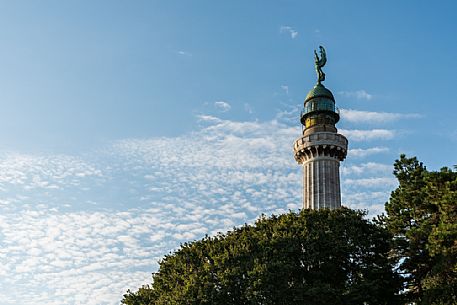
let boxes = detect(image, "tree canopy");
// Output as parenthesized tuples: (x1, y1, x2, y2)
(122, 208, 400, 305)
(384, 154, 457, 305)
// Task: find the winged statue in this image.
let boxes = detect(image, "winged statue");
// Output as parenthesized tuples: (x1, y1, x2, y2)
(314, 46, 327, 84)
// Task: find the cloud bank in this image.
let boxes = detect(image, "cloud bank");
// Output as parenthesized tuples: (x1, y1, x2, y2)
(0, 108, 403, 304)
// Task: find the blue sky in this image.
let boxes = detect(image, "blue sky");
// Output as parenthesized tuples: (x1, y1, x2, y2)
(0, 1, 456, 304)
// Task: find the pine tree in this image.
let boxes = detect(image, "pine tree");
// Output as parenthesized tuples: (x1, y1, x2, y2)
(384, 155, 457, 304)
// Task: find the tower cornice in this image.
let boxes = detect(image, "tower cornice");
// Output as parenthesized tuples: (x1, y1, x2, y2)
(294, 132, 348, 164)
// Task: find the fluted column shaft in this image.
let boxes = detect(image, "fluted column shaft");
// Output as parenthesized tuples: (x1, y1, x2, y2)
(303, 157, 341, 209)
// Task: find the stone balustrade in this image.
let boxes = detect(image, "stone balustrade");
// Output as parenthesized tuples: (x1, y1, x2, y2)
(293, 132, 348, 163)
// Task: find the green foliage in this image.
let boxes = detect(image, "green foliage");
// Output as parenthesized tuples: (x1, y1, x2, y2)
(384, 155, 457, 305)
(122, 286, 156, 305)
(122, 208, 400, 305)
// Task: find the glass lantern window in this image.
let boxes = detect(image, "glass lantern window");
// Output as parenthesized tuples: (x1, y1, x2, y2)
(304, 98, 335, 113)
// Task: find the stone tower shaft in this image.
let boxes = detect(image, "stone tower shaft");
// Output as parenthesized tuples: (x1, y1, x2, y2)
(293, 47, 348, 209)
(294, 132, 347, 209)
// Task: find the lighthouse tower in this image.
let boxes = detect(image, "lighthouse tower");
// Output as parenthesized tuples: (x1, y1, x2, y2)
(293, 46, 348, 209)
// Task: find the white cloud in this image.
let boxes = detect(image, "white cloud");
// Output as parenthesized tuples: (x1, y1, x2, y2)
(281, 85, 289, 95)
(343, 191, 389, 205)
(0, 209, 159, 305)
(280, 26, 298, 39)
(344, 177, 397, 188)
(340, 129, 395, 141)
(214, 100, 231, 112)
(342, 191, 390, 216)
(341, 162, 392, 175)
(340, 109, 422, 124)
(176, 50, 192, 57)
(196, 114, 222, 123)
(274, 104, 301, 125)
(0, 153, 102, 186)
(338, 90, 373, 100)
(348, 147, 389, 158)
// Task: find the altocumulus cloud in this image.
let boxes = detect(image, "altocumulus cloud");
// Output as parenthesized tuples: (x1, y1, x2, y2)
(0, 107, 401, 305)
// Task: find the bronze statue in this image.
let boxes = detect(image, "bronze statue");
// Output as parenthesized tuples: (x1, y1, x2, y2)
(314, 46, 327, 84)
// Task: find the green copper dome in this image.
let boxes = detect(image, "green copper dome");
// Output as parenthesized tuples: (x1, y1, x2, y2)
(304, 83, 335, 103)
